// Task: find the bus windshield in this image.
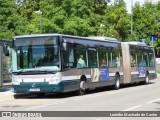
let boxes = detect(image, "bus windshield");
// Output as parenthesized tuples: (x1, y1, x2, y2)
(13, 36, 60, 72)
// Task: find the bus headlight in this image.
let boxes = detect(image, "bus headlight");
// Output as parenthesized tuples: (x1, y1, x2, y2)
(49, 73, 60, 84)
(12, 76, 20, 85)
(49, 77, 59, 84)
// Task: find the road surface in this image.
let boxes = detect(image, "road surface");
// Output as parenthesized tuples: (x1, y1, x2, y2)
(0, 79, 160, 120)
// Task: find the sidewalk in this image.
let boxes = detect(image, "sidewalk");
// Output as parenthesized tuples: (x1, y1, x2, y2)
(0, 85, 14, 95)
(157, 73, 160, 79)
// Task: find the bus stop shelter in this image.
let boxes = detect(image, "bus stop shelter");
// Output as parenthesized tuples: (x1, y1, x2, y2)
(0, 38, 11, 87)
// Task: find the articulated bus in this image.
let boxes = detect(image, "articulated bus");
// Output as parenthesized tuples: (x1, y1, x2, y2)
(12, 34, 156, 95)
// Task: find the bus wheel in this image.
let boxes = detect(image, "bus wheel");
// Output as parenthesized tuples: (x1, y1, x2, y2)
(114, 75, 120, 90)
(79, 80, 86, 95)
(144, 74, 149, 85)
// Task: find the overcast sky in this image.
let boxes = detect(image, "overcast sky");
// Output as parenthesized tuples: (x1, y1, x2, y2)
(110, 0, 159, 13)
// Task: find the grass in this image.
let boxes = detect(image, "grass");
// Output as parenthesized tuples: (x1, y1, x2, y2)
(157, 69, 160, 74)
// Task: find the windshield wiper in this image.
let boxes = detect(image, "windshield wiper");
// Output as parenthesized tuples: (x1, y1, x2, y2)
(34, 70, 55, 74)
(14, 69, 56, 75)
(16, 69, 25, 75)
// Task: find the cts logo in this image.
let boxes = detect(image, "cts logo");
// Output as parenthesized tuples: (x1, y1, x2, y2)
(32, 83, 36, 87)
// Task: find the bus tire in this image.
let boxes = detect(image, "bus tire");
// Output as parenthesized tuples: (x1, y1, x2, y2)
(144, 74, 149, 85)
(114, 75, 120, 90)
(79, 79, 86, 95)
(14, 94, 19, 99)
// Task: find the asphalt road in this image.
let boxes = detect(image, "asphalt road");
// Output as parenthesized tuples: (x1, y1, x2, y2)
(0, 79, 160, 120)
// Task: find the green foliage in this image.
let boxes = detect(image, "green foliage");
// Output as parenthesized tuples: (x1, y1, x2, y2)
(132, 1, 160, 56)
(0, 0, 17, 39)
(0, 0, 160, 56)
(103, 0, 130, 41)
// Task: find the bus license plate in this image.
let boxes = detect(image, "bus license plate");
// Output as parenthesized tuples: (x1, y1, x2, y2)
(29, 88, 40, 92)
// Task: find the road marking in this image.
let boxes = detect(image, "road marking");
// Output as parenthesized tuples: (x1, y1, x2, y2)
(123, 105, 142, 111)
(27, 101, 66, 110)
(147, 98, 160, 104)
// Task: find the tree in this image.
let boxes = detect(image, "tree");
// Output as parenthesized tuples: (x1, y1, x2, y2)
(40, 0, 97, 35)
(17, 0, 40, 20)
(92, 0, 109, 15)
(103, 0, 130, 41)
(16, 0, 40, 34)
(0, 0, 159, 57)
(133, 1, 160, 43)
(0, 0, 18, 39)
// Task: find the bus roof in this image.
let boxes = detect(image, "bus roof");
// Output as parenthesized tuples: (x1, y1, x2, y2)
(87, 36, 117, 41)
(124, 41, 151, 47)
(14, 34, 119, 43)
(13, 34, 60, 39)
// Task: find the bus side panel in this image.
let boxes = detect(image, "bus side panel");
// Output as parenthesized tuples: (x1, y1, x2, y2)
(89, 67, 123, 88)
(61, 67, 124, 91)
(61, 68, 91, 92)
(146, 67, 157, 80)
(130, 67, 156, 83)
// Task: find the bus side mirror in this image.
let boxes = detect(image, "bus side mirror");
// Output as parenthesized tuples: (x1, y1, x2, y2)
(3, 43, 10, 56)
(62, 41, 68, 52)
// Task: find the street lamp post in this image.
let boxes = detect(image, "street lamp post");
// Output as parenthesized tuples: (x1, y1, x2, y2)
(131, 0, 133, 39)
(35, 10, 42, 33)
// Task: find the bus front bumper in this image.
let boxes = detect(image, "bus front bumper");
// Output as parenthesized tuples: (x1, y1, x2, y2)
(13, 82, 64, 93)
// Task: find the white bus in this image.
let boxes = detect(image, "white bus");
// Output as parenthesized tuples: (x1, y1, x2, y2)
(12, 34, 156, 95)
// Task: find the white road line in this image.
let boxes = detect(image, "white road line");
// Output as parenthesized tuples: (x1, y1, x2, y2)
(147, 98, 160, 104)
(123, 105, 143, 111)
(27, 101, 66, 110)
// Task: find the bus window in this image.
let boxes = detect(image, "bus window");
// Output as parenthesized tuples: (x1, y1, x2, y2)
(63, 45, 76, 69)
(137, 49, 146, 67)
(108, 52, 115, 67)
(98, 50, 107, 67)
(17, 47, 28, 69)
(137, 49, 141, 67)
(88, 49, 98, 68)
(130, 55, 136, 67)
(75, 45, 87, 68)
(130, 50, 137, 67)
(115, 49, 120, 67)
(143, 51, 148, 67)
(108, 49, 120, 68)
(148, 52, 155, 67)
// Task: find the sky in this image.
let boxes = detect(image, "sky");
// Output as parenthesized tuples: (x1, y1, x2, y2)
(111, 0, 160, 13)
